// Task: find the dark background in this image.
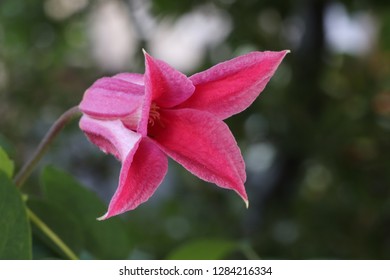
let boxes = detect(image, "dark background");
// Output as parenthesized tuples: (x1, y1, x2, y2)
(1, 0, 390, 259)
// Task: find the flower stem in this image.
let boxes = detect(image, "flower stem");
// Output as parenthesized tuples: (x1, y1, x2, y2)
(240, 242, 261, 260)
(27, 208, 78, 260)
(13, 106, 81, 188)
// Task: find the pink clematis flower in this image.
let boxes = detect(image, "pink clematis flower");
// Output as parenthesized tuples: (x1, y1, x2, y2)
(79, 50, 289, 219)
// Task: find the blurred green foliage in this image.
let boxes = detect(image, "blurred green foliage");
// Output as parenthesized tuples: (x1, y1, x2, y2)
(1, 0, 390, 259)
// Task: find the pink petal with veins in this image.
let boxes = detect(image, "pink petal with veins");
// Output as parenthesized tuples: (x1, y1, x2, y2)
(150, 108, 247, 203)
(113, 73, 144, 85)
(138, 52, 195, 136)
(79, 77, 144, 119)
(99, 138, 168, 220)
(144, 52, 195, 108)
(180, 51, 289, 120)
(79, 115, 142, 161)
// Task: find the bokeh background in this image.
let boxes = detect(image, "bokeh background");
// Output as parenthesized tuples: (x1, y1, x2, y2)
(1, 0, 390, 259)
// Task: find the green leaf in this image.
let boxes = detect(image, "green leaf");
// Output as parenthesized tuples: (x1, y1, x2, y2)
(0, 172, 32, 259)
(0, 147, 14, 178)
(27, 199, 84, 259)
(167, 239, 237, 260)
(0, 134, 16, 160)
(41, 166, 131, 259)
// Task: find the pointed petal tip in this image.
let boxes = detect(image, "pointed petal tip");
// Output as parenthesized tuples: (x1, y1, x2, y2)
(276, 49, 290, 59)
(143, 50, 154, 67)
(142, 49, 151, 59)
(237, 188, 249, 208)
(269, 49, 290, 60)
(142, 49, 153, 63)
(97, 213, 109, 221)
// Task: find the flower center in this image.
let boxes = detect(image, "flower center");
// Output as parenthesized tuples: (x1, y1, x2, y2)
(148, 103, 161, 127)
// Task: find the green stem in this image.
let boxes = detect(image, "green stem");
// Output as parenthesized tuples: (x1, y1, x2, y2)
(13, 106, 80, 259)
(27, 208, 78, 260)
(240, 242, 261, 260)
(14, 106, 81, 188)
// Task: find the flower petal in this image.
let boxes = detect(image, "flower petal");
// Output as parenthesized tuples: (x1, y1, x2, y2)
(79, 115, 142, 161)
(79, 76, 144, 119)
(149, 108, 247, 203)
(99, 138, 168, 220)
(138, 52, 194, 135)
(113, 73, 144, 85)
(179, 50, 289, 119)
(144, 52, 195, 108)
(138, 52, 196, 136)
